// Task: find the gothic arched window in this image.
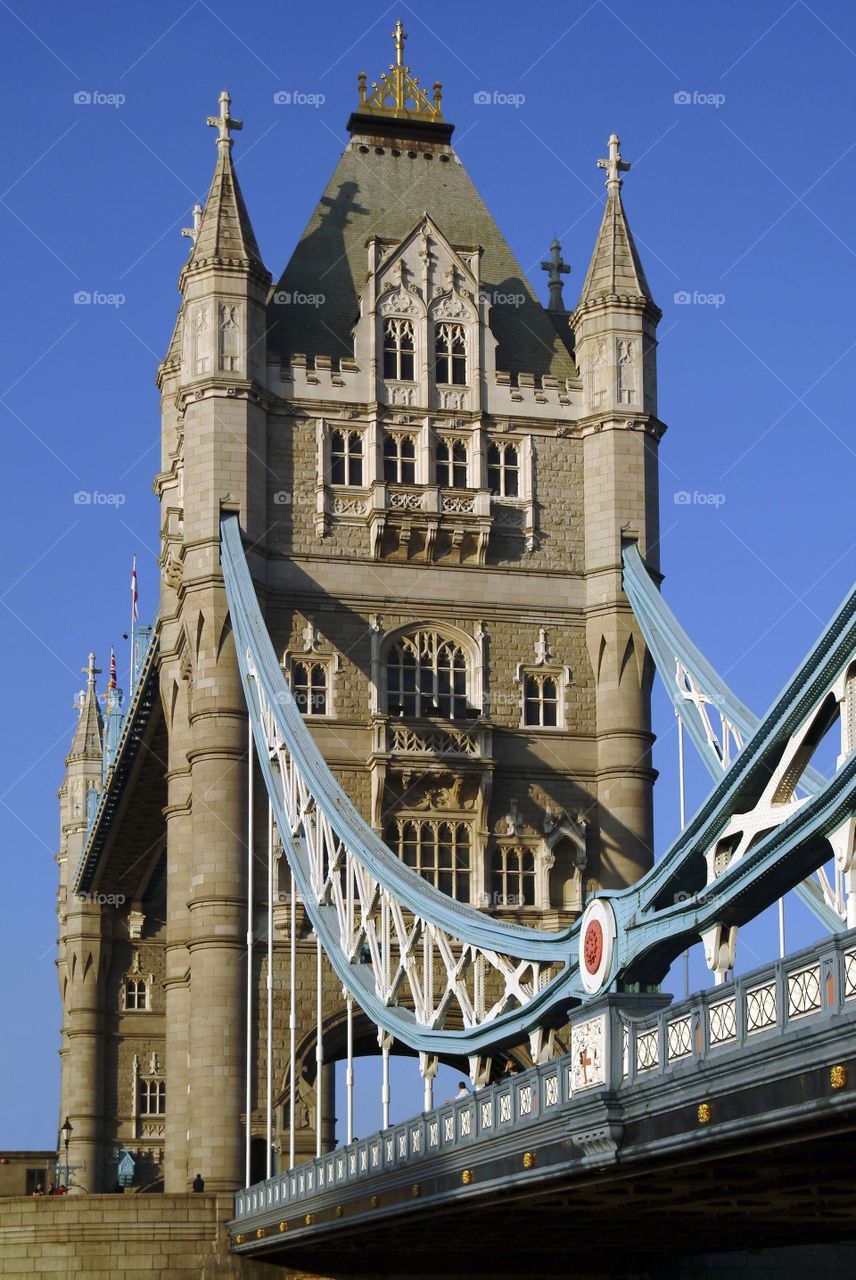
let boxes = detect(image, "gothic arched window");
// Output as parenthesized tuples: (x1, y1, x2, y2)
(436, 437, 468, 489)
(383, 318, 415, 382)
(291, 661, 329, 716)
(487, 442, 519, 497)
(124, 978, 148, 1011)
(330, 430, 364, 486)
(524, 674, 559, 727)
(383, 432, 417, 484)
(386, 631, 469, 720)
(434, 323, 467, 385)
(139, 1078, 166, 1115)
(490, 845, 536, 907)
(387, 818, 471, 902)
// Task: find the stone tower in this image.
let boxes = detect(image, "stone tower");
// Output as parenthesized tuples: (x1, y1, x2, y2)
(56, 25, 664, 1194)
(56, 657, 107, 1189)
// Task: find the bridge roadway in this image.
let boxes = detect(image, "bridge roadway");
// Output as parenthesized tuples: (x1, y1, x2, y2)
(230, 929, 856, 1275)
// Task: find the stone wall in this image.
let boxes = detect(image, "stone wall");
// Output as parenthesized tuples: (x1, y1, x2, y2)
(0, 1194, 328, 1280)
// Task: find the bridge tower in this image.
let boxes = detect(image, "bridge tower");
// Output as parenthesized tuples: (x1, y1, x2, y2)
(56, 656, 108, 1190)
(57, 25, 665, 1197)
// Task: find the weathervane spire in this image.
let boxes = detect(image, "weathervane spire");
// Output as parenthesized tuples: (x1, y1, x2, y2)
(207, 89, 243, 148)
(597, 132, 631, 191)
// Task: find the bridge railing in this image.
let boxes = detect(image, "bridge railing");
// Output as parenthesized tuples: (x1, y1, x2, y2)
(232, 928, 856, 1233)
(623, 930, 856, 1086)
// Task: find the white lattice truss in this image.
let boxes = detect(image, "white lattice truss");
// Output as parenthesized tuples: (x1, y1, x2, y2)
(676, 660, 744, 768)
(702, 660, 856, 973)
(249, 653, 562, 1037)
(675, 657, 846, 924)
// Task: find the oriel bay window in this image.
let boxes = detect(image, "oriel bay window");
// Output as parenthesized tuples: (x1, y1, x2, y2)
(386, 631, 468, 719)
(383, 432, 417, 484)
(434, 322, 467, 385)
(383, 318, 415, 381)
(436, 437, 468, 489)
(330, 430, 364, 486)
(387, 818, 472, 902)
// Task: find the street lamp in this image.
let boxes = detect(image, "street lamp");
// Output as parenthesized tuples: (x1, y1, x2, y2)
(60, 1118, 72, 1190)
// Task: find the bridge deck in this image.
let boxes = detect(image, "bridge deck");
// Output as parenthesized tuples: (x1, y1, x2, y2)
(230, 930, 856, 1274)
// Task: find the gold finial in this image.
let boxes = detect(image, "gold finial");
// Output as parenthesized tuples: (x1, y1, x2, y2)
(356, 20, 444, 122)
(393, 18, 406, 68)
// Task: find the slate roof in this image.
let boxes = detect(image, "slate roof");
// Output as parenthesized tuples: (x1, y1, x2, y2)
(191, 144, 265, 270)
(576, 185, 657, 312)
(268, 139, 577, 380)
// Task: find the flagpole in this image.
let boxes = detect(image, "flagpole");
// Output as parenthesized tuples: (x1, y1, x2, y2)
(130, 555, 137, 686)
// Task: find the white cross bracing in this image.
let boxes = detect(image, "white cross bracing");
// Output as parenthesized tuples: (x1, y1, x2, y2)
(248, 652, 563, 1038)
(673, 656, 845, 924)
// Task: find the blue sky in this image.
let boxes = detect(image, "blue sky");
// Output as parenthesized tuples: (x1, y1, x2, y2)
(1, 0, 855, 1150)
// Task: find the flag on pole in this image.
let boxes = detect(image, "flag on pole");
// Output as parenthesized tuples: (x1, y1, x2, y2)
(131, 556, 138, 623)
(108, 646, 117, 690)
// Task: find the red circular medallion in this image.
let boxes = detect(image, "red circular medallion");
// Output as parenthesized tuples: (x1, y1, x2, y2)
(583, 919, 604, 975)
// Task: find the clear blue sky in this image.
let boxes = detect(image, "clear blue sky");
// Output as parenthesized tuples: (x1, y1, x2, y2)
(1, 0, 855, 1150)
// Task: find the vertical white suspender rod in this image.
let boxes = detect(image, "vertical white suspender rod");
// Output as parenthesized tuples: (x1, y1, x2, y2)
(289, 869, 296, 1170)
(346, 994, 354, 1145)
(245, 729, 254, 1188)
(381, 1035, 391, 1131)
(266, 800, 273, 1179)
(678, 714, 690, 998)
(316, 934, 323, 1159)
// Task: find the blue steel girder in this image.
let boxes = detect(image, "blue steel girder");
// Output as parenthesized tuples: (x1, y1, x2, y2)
(622, 542, 843, 932)
(220, 514, 856, 1054)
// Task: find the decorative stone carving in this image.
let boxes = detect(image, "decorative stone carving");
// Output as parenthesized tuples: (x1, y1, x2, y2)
(570, 1014, 606, 1091)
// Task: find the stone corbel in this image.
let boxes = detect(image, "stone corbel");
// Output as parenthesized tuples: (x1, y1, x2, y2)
(424, 519, 439, 563)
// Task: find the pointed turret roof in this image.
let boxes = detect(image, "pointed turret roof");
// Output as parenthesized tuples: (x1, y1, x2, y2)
(186, 91, 265, 272)
(269, 27, 576, 380)
(576, 134, 658, 315)
(68, 653, 103, 763)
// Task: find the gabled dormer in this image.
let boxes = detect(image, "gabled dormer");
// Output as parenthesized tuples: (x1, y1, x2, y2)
(355, 214, 489, 413)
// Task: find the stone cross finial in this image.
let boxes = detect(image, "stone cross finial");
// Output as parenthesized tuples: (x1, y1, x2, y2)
(82, 652, 101, 688)
(540, 239, 570, 312)
(207, 90, 243, 147)
(181, 203, 203, 242)
(597, 133, 631, 190)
